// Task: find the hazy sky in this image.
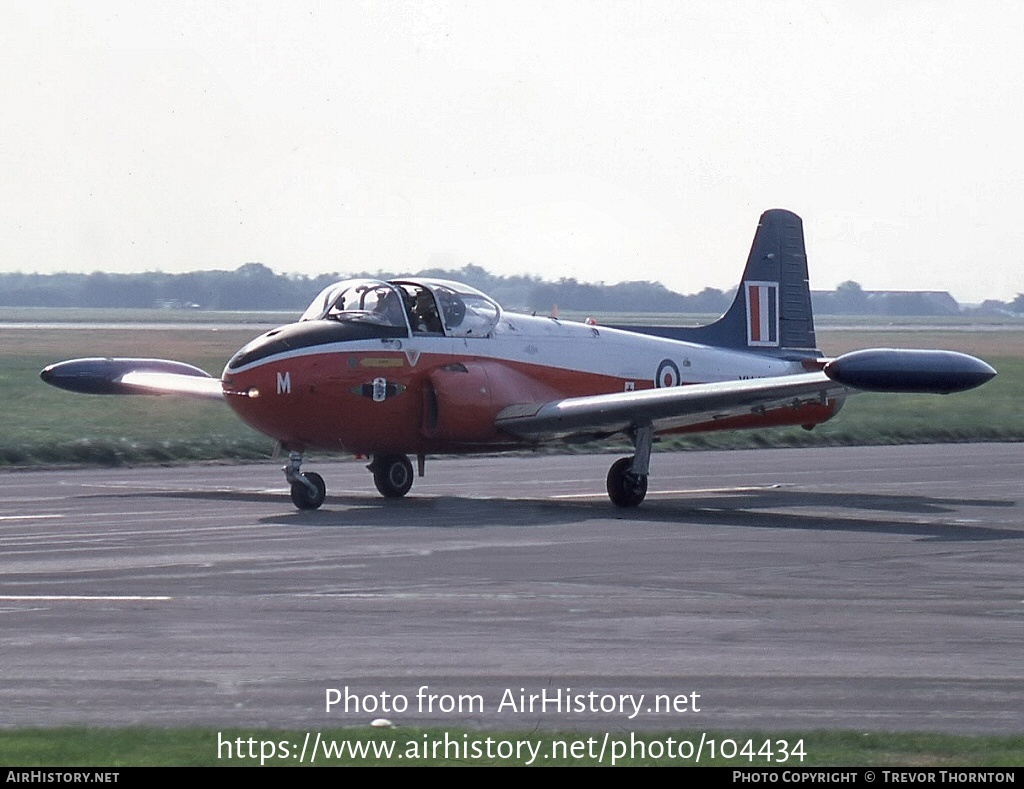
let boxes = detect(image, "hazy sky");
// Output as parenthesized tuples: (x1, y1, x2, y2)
(3, 1, 1023, 302)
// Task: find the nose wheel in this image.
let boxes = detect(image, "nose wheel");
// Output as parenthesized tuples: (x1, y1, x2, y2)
(290, 472, 326, 510)
(283, 451, 327, 510)
(369, 454, 415, 498)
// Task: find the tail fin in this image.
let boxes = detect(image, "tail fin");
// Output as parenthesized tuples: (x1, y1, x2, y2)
(613, 209, 820, 358)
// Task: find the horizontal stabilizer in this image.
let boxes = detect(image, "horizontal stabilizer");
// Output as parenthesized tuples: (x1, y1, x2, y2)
(40, 358, 224, 400)
(824, 349, 996, 394)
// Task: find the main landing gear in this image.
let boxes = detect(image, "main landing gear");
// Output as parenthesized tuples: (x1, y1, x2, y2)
(368, 454, 415, 499)
(606, 423, 654, 508)
(283, 450, 422, 510)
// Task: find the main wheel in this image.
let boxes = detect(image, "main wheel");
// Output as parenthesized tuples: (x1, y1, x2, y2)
(290, 471, 326, 510)
(606, 456, 648, 508)
(371, 454, 414, 499)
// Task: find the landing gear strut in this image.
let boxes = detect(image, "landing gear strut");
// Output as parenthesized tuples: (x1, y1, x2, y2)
(284, 450, 326, 510)
(606, 423, 653, 508)
(369, 454, 415, 498)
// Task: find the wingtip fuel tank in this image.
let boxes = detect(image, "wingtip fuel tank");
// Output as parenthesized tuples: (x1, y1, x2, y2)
(824, 349, 996, 394)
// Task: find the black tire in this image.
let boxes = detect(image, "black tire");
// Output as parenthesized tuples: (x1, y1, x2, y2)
(372, 454, 414, 499)
(606, 456, 648, 508)
(290, 471, 326, 510)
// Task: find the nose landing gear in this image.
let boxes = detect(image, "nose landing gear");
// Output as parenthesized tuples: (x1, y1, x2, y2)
(284, 451, 327, 510)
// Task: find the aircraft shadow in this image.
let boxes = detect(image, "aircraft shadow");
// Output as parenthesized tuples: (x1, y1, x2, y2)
(632, 493, 1020, 543)
(249, 488, 1019, 543)
(84, 486, 1020, 543)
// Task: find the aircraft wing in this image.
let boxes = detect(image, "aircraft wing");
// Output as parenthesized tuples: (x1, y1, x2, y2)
(494, 348, 996, 442)
(40, 358, 225, 401)
(495, 372, 843, 441)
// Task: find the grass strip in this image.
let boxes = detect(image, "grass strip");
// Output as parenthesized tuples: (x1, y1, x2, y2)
(1, 727, 1023, 767)
(3, 327, 1022, 468)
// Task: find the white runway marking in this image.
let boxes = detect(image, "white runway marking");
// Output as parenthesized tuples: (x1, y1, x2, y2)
(550, 485, 783, 500)
(0, 515, 65, 521)
(0, 595, 172, 602)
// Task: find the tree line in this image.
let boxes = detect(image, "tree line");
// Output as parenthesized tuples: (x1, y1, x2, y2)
(1, 264, 1022, 316)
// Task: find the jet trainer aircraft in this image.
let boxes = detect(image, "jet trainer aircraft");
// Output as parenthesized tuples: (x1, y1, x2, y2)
(41, 210, 996, 510)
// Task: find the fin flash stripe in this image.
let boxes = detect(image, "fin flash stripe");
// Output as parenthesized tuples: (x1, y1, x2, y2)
(745, 281, 779, 347)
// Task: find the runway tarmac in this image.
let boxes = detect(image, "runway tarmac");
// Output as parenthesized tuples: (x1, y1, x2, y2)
(1, 443, 1022, 734)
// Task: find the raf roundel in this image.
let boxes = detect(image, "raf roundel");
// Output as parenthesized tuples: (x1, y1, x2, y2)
(656, 359, 681, 388)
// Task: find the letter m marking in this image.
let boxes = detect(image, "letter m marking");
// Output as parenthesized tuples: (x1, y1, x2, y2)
(277, 371, 292, 394)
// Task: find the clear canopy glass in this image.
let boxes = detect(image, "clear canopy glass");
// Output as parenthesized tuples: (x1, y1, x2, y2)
(300, 278, 501, 338)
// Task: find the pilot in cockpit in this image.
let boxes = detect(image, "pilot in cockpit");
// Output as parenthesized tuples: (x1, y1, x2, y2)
(411, 289, 444, 334)
(371, 287, 406, 327)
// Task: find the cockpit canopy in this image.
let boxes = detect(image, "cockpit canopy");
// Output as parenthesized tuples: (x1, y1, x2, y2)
(300, 279, 405, 327)
(300, 278, 501, 338)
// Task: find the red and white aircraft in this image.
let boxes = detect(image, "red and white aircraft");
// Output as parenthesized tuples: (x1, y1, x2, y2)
(41, 210, 996, 510)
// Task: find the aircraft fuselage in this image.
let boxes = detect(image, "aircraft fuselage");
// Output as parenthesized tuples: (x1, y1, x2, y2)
(221, 310, 837, 455)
